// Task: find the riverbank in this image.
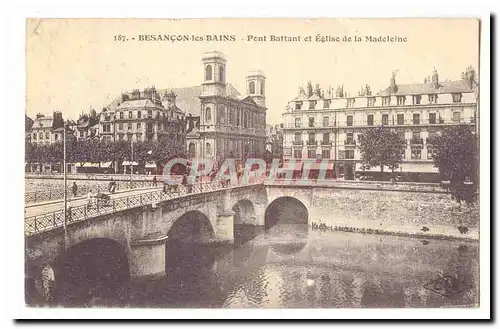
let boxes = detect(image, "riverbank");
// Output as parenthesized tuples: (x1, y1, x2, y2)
(309, 218, 479, 242)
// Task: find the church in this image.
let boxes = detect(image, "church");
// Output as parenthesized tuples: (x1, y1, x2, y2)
(182, 51, 267, 161)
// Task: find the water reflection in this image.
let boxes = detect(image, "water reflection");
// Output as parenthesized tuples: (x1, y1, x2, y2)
(35, 223, 478, 308)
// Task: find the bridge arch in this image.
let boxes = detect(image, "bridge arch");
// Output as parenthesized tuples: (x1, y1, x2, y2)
(53, 238, 130, 306)
(167, 210, 215, 244)
(232, 199, 256, 226)
(264, 196, 309, 228)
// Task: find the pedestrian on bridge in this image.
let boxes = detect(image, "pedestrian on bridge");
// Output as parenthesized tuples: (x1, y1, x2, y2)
(72, 182, 78, 197)
(152, 176, 158, 187)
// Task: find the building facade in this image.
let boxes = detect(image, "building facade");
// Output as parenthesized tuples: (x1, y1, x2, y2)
(266, 123, 284, 159)
(184, 52, 267, 160)
(30, 112, 71, 145)
(100, 86, 186, 146)
(282, 67, 478, 180)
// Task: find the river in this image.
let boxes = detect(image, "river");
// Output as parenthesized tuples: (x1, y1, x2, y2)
(69, 223, 478, 308)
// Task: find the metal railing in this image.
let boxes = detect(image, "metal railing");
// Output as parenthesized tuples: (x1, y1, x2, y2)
(25, 180, 158, 204)
(24, 178, 264, 237)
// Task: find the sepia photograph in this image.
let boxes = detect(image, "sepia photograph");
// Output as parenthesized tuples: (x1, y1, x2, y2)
(18, 16, 490, 318)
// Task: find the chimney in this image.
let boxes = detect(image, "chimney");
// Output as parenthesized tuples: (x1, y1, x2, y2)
(390, 71, 398, 93)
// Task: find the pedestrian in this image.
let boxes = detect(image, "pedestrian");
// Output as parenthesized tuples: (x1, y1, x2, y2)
(152, 175, 157, 187)
(108, 179, 116, 194)
(162, 183, 167, 194)
(72, 182, 78, 197)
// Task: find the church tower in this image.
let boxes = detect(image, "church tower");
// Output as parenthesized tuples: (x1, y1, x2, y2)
(246, 70, 266, 107)
(201, 51, 227, 97)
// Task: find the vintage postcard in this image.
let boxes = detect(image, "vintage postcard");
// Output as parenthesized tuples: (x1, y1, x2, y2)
(22, 17, 487, 317)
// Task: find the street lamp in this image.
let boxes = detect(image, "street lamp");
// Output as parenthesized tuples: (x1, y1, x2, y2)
(63, 125, 68, 248)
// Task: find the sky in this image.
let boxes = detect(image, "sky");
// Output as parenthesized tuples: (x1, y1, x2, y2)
(26, 18, 480, 124)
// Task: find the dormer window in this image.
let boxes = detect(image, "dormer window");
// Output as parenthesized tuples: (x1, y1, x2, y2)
(323, 100, 331, 108)
(412, 95, 422, 105)
(367, 97, 376, 107)
(428, 94, 438, 104)
(382, 96, 391, 106)
(452, 93, 462, 103)
(396, 96, 406, 105)
(347, 98, 355, 108)
(309, 101, 316, 109)
(295, 102, 302, 110)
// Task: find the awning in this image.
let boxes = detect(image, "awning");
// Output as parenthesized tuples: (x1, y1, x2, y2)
(145, 162, 157, 168)
(122, 161, 139, 166)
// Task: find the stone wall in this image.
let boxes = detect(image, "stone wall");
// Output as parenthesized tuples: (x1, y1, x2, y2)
(311, 188, 479, 227)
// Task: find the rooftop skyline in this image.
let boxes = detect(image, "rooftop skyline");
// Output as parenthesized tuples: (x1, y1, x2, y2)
(26, 19, 479, 124)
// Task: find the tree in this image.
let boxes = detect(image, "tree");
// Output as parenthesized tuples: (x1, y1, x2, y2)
(428, 124, 478, 207)
(358, 127, 406, 172)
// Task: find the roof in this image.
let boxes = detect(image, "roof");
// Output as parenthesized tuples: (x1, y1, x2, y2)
(116, 99, 163, 110)
(32, 117, 54, 129)
(106, 83, 242, 117)
(308, 94, 323, 101)
(377, 80, 476, 96)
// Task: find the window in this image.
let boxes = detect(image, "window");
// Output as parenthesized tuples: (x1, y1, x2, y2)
(397, 96, 406, 105)
(411, 149, 422, 160)
(322, 149, 331, 159)
(323, 100, 331, 108)
(39, 132, 43, 140)
(294, 117, 301, 128)
(413, 131, 421, 140)
(295, 102, 302, 110)
(413, 95, 422, 105)
(249, 81, 255, 94)
(261, 81, 265, 95)
(129, 111, 133, 119)
(32, 133, 37, 140)
(118, 123, 123, 130)
(346, 132, 354, 144)
(308, 149, 316, 159)
(413, 113, 420, 125)
(293, 149, 302, 159)
(338, 151, 345, 160)
(397, 114, 405, 125)
(137, 122, 141, 130)
(219, 65, 225, 83)
(427, 147, 434, 160)
(54, 134, 59, 141)
(103, 124, 111, 133)
(382, 114, 389, 126)
(397, 131, 405, 142)
(346, 115, 353, 126)
(308, 132, 315, 144)
(367, 114, 374, 126)
(294, 132, 302, 144)
(429, 113, 436, 124)
(428, 94, 438, 104)
(322, 133, 330, 144)
(367, 97, 376, 107)
(345, 150, 355, 159)
(120, 112, 124, 119)
(118, 134, 123, 141)
(229, 107, 235, 125)
(309, 101, 316, 109)
(382, 96, 391, 106)
(236, 108, 240, 126)
(147, 123, 153, 133)
(453, 111, 461, 123)
(347, 98, 355, 108)
(218, 106, 226, 124)
(205, 65, 212, 81)
(308, 117, 315, 127)
(323, 116, 329, 127)
(206, 143, 212, 156)
(452, 93, 462, 103)
(45, 132, 49, 139)
(137, 111, 141, 119)
(205, 107, 211, 122)
(79, 131, 84, 138)
(128, 122, 132, 130)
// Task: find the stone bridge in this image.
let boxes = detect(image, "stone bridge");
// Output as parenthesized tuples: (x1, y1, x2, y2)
(25, 179, 458, 304)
